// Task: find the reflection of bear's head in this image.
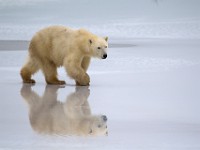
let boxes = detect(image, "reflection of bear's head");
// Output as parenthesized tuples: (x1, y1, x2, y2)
(77, 29, 108, 59)
(20, 85, 108, 136)
(88, 115, 108, 136)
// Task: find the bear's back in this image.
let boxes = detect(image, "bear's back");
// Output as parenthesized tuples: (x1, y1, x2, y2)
(29, 26, 76, 65)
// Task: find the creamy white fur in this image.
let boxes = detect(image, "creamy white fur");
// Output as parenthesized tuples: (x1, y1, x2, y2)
(20, 25, 108, 85)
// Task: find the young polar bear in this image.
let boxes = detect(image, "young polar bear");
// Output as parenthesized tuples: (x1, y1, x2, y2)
(20, 25, 108, 85)
(20, 85, 108, 136)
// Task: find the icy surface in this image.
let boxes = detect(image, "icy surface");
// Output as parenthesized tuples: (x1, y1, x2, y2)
(0, 39, 200, 149)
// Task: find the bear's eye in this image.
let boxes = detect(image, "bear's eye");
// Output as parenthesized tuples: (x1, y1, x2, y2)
(97, 47, 101, 49)
(105, 46, 107, 48)
(98, 125, 102, 128)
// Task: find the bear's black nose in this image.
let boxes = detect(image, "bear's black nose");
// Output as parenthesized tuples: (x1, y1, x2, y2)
(102, 115, 107, 121)
(102, 54, 107, 59)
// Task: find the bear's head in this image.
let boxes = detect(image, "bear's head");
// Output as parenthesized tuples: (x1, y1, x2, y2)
(88, 36, 108, 59)
(78, 29, 108, 59)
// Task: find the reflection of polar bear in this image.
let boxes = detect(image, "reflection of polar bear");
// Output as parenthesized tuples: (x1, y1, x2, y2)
(20, 85, 108, 136)
(20, 25, 108, 85)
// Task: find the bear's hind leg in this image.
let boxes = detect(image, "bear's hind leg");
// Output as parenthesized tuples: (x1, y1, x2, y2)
(41, 61, 66, 85)
(20, 56, 39, 84)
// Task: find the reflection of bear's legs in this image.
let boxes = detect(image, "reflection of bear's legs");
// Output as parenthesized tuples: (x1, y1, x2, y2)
(20, 84, 40, 108)
(64, 86, 91, 118)
(20, 56, 39, 84)
(81, 100, 91, 115)
(41, 61, 66, 85)
(76, 87, 91, 115)
(42, 85, 60, 103)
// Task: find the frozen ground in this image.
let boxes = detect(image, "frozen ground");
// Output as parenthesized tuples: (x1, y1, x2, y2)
(0, 39, 200, 150)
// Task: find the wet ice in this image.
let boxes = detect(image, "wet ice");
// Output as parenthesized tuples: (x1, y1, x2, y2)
(0, 39, 200, 149)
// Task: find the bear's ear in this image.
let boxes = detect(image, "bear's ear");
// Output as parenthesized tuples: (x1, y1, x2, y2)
(104, 36, 108, 42)
(89, 39, 92, 44)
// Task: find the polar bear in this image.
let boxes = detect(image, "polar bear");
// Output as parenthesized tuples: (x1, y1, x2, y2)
(20, 25, 108, 85)
(20, 84, 108, 136)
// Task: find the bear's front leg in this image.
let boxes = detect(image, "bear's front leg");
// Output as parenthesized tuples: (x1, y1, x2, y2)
(64, 58, 90, 86)
(75, 73, 90, 86)
(76, 56, 91, 86)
